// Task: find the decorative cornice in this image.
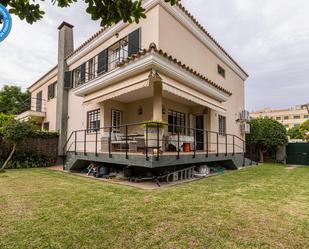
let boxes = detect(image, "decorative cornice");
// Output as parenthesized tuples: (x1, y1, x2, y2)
(58, 21, 74, 30)
(28, 66, 58, 91)
(65, 0, 248, 80)
(175, 2, 248, 78)
(65, 0, 158, 63)
(118, 43, 232, 96)
(73, 43, 230, 103)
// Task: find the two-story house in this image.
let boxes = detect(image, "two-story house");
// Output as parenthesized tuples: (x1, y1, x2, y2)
(17, 0, 251, 174)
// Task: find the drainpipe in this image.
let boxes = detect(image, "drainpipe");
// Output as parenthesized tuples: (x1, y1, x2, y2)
(56, 22, 74, 156)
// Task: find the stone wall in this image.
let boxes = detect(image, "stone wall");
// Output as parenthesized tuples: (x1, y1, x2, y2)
(0, 137, 58, 164)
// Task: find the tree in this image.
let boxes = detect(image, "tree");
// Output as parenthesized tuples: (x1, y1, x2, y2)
(246, 117, 288, 163)
(0, 113, 14, 128)
(300, 120, 309, 141)
(0, 85, 31, 115)
(0, 120, 35, 172)
(2, 0, 177, 26)
(287, 126, 303, 140)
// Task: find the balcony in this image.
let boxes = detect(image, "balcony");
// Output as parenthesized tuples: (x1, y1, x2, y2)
(63, 122, 247, 171)
(72, 38, 136, 89)
(15, 97, 46, 123)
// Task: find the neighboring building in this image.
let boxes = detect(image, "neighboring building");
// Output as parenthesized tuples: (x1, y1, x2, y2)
(250, 105, 309, 129)
(16, 0, 251, 172)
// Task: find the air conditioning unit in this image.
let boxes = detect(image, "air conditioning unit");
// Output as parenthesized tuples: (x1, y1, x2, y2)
(239, 110, 250, 121)
(240, 123, 250, 134)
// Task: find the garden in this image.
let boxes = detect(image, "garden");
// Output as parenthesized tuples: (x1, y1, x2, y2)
(1, 164, 309, 249)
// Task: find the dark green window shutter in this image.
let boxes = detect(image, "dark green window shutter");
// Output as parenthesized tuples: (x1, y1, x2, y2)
(80, 63, 86, 83)
(48, 84, 52, 100)
(98, 49, 108, 75)
(36, 91, 42, 112)
(128, 28, 140, 56)
(64, 71, 72, 88)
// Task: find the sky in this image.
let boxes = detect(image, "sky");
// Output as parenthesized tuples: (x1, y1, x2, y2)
(0, 0, 309, 111)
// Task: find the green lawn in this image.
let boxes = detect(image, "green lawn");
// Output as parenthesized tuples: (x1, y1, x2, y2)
(1, 165, 309, 249)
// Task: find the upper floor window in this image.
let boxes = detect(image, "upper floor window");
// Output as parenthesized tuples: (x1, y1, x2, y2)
(87, 109, 100, 133)
(111, 109, 122, 133)
(168, 110, 186, 134)
(73, 63, 86, 87)
(284, 116, 289, 120)
(36, 91, 42, 112)
(88, 58, 95, 81)
(276, 116, 281, 120)
(109, 38, 128, 70)
(304, 115, 309, 119)
(294, 115, 300, 119)
(72, 28, 140, 88)
(218, 115, 226, 135)
(48, 82, 57, 100)
(217, 65, 226, 78)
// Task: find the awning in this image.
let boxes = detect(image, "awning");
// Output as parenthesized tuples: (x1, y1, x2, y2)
(84, 79, 150, 106)
(162, 81, 226, 113)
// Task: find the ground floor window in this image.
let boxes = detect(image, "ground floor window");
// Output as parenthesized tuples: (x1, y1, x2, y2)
(43, 122, 49, 131)
(87, 109, 100, 133)
(218, 115, 226, 135)
(111, 109, 122, 133)
(168, 110, 186, 134)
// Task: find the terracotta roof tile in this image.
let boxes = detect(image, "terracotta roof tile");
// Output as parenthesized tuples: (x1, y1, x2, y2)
(66, 27, 108, 59)
(176, 2, 248, 77)
(117, 43, 232, 96)
(65, 2, 249, 78)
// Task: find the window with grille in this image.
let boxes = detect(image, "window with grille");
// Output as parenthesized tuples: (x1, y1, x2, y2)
(168, 110, 186, 134)
(294, 115, 300, 119)
(218, 115, 226, 135)
(87, 109, 100, 133)
(276, 116, 281, 120)
(111, 110, 122, 133)
(284, 116, 289, 120)
(305, 115, 309, 119)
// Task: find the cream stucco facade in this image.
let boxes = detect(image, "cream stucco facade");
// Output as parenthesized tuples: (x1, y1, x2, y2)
(18, 0, 249, 159)
(250, 105, 309, 129)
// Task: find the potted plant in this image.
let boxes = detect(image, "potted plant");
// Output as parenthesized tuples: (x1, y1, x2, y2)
(143, 120, 166, 148)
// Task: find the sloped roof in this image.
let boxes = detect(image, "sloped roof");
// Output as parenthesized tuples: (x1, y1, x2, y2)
(65, 1, 248, 77)
(118, 43, 232, 96)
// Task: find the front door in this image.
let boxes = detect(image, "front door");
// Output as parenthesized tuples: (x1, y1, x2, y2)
(196, 115, 204, 150)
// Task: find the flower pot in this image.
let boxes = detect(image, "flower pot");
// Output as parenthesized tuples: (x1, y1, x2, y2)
(144, 128, 164, 148)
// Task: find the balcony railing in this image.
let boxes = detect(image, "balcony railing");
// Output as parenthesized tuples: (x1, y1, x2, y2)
(17, 97, 47, 115)
(73, 40, 139, 88)
(63, 122, 246, 163)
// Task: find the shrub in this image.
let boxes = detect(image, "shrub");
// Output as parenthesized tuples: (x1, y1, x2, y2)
(246, 117, 288, 162)
(0, 153, 51, 169)
(0, 113, 14, 128)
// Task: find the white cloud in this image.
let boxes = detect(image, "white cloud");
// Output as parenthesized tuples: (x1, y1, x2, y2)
(1, 0, 308, 110)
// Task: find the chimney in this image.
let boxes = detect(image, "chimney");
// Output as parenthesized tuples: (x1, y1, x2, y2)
(56, 21, 74, 156)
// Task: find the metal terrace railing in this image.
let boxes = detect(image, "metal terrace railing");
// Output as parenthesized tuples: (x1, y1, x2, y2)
(17, 97, 47, 114)
(72, 39, 140, 88)
(63, 122, 246, 163)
